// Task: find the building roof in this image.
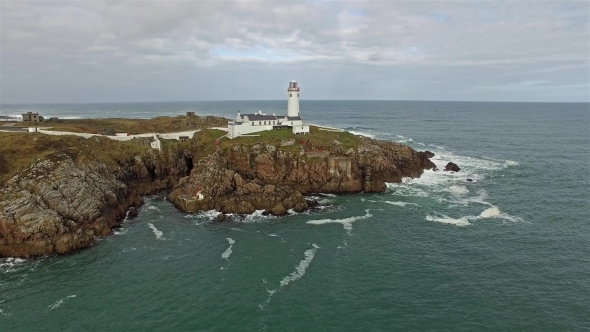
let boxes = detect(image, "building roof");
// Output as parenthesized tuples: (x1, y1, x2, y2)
(243, 114, 278, 121)
(286, 116, 302, 121)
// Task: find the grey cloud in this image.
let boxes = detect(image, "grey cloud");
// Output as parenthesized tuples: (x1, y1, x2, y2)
(1, 1, 588, 103)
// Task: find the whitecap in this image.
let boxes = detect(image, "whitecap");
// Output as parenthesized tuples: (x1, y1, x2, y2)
(48, 295, 76, 310)
(383, 201, 419, 207)
(306, 210, 372, 234)
(279, 244, 320, 287)
(426, 214, 471, 227)
(221, 238, 235, 259)
(148, 223, 164, 239)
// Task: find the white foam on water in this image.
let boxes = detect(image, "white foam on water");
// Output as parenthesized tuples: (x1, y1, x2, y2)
(113, 228, 127, 236)
(48, 295, 76, 310)
(268, 233, 280, 237)
(306, 210, 372, 234)
(148, 223, 164, 240)
(0, 258, 27, 273)
(221, 238, 235, 259)
(447, 185, 469, 196)
(146, 206, 161, 212)
(383, 201, 419, 207)
(348, 130, 375, 138)
(426, 214, 472, 227)
(279, 244, 320, 287)
(478, 206, 523, 222)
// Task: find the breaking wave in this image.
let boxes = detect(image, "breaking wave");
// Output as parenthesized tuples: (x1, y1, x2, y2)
(347, 130, 376, 138)
(426, 205, 522, 227)
(0, 258, 27, 273)
(48, 295, 76, 310)
(306, 210, 372, 234)
(148, 223, 164, 239)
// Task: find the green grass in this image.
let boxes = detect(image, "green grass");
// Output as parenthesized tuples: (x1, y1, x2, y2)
(0, 132, 152, 184)
(220, 126, 362, 153)
(14, 115, 229, 135)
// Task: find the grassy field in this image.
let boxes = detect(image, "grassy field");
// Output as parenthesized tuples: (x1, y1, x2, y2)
(221, 126, 363, 152)
(0, 132, 152, 184)
(7, 115, 228, 135)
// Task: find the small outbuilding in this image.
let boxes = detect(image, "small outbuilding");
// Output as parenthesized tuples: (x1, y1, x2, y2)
(22, 112, 44, 123)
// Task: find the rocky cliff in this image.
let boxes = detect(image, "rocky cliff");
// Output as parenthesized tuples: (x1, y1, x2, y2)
(169, 136, 435, 216)
(0, 135, 195, 258)
(0, 128, 436, 258)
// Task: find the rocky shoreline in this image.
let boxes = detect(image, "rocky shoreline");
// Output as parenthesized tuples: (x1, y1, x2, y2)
(0, 125, 439, 258)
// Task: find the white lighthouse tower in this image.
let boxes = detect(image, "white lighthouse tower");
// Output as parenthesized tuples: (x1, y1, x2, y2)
(287, 80, 300, 117)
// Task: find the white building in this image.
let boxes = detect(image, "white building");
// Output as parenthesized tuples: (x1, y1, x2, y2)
(227, 80, 310, 139)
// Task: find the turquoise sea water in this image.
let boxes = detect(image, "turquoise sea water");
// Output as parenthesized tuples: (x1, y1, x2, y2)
(1, 101, 589, 331)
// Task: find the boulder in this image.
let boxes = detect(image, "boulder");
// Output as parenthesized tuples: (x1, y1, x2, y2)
(271, 203, 287, 216)
(444, 162, 461, 172)
(127, 207, 138, 219)
(422, 150, 435, 158)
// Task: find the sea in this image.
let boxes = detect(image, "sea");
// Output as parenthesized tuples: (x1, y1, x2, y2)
(0, 100, 588, 331)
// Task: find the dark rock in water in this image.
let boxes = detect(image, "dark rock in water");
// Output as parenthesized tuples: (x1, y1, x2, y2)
(307, 199, 319, 209)
(467, 178, 473, 182)
(422, 150, 435, 158)
(216, 213, 226, 221)
(127, 207, 138, 219)
(444, 162, 461, 172)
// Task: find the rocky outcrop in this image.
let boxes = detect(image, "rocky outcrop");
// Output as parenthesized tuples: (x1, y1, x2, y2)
(444, 162, 461, 172)
(0, 145, 194, 258)
(169, 137, 435, 215)
(0, 132, 436, 257)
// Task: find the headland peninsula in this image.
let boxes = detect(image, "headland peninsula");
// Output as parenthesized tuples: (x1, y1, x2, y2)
(0, 114, 440, 258)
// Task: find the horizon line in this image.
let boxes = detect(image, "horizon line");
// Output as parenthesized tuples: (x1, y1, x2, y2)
(1, 99, 588, 106)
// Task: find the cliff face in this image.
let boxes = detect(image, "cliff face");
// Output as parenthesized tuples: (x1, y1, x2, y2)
(0, 147, 192, 258)
(169, 137, 435, 215)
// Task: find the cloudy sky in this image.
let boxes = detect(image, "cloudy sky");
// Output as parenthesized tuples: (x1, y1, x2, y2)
(1, 1, 588, 103)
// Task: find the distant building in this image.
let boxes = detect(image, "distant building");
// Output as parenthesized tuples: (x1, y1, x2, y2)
(227, 80, 310, 138)
(186, 112, 195, 117)
(22, 112, 44, 123)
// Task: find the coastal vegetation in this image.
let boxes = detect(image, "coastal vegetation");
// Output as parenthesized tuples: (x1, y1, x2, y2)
(6, 115, 228, 134)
